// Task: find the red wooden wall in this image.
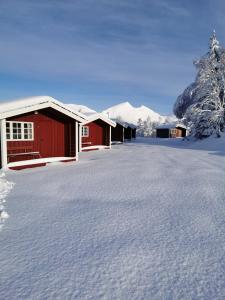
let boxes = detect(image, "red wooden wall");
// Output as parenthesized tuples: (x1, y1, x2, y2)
(6, 108, 76, 163)
(82, 120, 110, 147)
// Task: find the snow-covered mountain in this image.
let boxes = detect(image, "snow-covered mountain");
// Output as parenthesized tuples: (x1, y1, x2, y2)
(102, 102, 176, 125)
(67, 104, 97, 116)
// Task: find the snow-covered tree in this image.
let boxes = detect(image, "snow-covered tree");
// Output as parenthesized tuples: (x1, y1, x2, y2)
(174, 31, 225, 138)
(136, 117, 158, 137)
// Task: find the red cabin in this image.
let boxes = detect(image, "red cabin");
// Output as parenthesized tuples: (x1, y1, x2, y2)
(80, 114, 116, 151)
(110, 120, 127, 143)
(0, 96, 85, 170)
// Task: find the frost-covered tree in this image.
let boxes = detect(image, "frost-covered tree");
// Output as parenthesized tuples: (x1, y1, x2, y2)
(136, 117, 158, 137)
(136, 118, 144, 136)
(174, 31, 225, 138)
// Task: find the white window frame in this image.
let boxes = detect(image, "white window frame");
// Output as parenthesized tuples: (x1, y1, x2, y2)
(171, 128, 177, 134)
(6, 121, 34, 141)
(82, 126, 89, 137)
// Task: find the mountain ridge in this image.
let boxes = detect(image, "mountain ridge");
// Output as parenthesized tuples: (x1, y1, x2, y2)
(102, 102, 176, 126)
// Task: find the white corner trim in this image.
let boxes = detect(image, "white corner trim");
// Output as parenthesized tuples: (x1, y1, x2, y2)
(79, 124, 82, 152)
(0, 119, 8, 168)
(75, 121, 79, 158)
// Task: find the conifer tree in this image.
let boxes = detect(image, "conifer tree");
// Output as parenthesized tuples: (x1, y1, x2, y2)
(174, 31, 225, 138)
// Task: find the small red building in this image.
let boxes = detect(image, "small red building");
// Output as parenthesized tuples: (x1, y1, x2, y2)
(111, 120, 127, 143)
(0, 96, 85, 170)
(81, 114, 116, 151)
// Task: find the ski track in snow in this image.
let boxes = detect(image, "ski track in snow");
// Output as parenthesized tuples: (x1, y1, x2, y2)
(1, 138, 225, 299)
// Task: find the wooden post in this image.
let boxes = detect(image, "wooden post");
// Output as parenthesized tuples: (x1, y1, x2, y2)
(75, 121, 78, 160)
(79, 124, 82, 152)
(0, 119, 7, 169)
(109, 126, 111, 148)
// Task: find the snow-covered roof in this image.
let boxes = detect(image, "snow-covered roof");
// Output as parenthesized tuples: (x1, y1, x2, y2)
(0, 96, 87, 122)
(81, 113, 116, 127)
(176, 124, 187, 129)
(156, 123, 186, 130)
(124, 122, 137, 129)
(67, 104, 97, 117)
(111, 119, 128, 128)
(156, 124, 176, 129)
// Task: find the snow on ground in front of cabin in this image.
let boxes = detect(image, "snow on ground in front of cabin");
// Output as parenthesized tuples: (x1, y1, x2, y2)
(0, 173, 14, 231)
(1, 137, 225, 299)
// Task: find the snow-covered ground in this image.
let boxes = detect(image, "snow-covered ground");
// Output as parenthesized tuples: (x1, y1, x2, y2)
(1, 137, 225, 299)
(0, 173, 14, 231)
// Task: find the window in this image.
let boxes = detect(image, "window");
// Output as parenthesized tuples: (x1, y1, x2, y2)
(6, 121, 34, 141)
(82, 126, 89, 137)
(171, 129, 177, 134)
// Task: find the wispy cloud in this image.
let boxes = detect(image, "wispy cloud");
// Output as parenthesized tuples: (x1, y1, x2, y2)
(0, 0, 217, 112)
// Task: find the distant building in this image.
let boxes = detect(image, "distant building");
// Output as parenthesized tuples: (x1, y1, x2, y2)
(81, 114, 116, 151)
(110, 120, 127, 143)
(124, 123, 137, 140)
(156, 124, 186, 138)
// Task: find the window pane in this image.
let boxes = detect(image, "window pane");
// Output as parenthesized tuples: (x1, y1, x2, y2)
(6, 122, 33, 140)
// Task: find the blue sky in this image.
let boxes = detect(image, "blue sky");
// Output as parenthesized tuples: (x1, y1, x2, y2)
(0, 0, 224, 114)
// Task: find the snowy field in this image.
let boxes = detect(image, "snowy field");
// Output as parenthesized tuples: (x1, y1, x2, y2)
(1, 137, 225, 299)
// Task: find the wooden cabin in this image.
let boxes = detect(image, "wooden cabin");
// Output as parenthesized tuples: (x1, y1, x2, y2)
(124, 123, 137, 140)
(156, 124, 186, 138)
(81, 114, 116, 151)
(111, 120, 127, 143)
(132, 128, 136, 139)
(0, 96, 85, 170)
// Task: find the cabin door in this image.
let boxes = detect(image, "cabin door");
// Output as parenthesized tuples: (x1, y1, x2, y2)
(38, 121, 53, 157)
(38, 120, 65, 158)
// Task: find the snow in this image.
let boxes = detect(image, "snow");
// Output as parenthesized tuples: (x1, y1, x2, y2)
(82, 113, 116, 127)
(1, 137, 225, 299)
(7, 157, 76, 168)
(156, 124, 177, 129)
(67, 103, 97, 116)
(102, 101, 176, 126)
(0, 95, 86, 120)
(82, 145, 110, 150)
(0, 173, 14, 231)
